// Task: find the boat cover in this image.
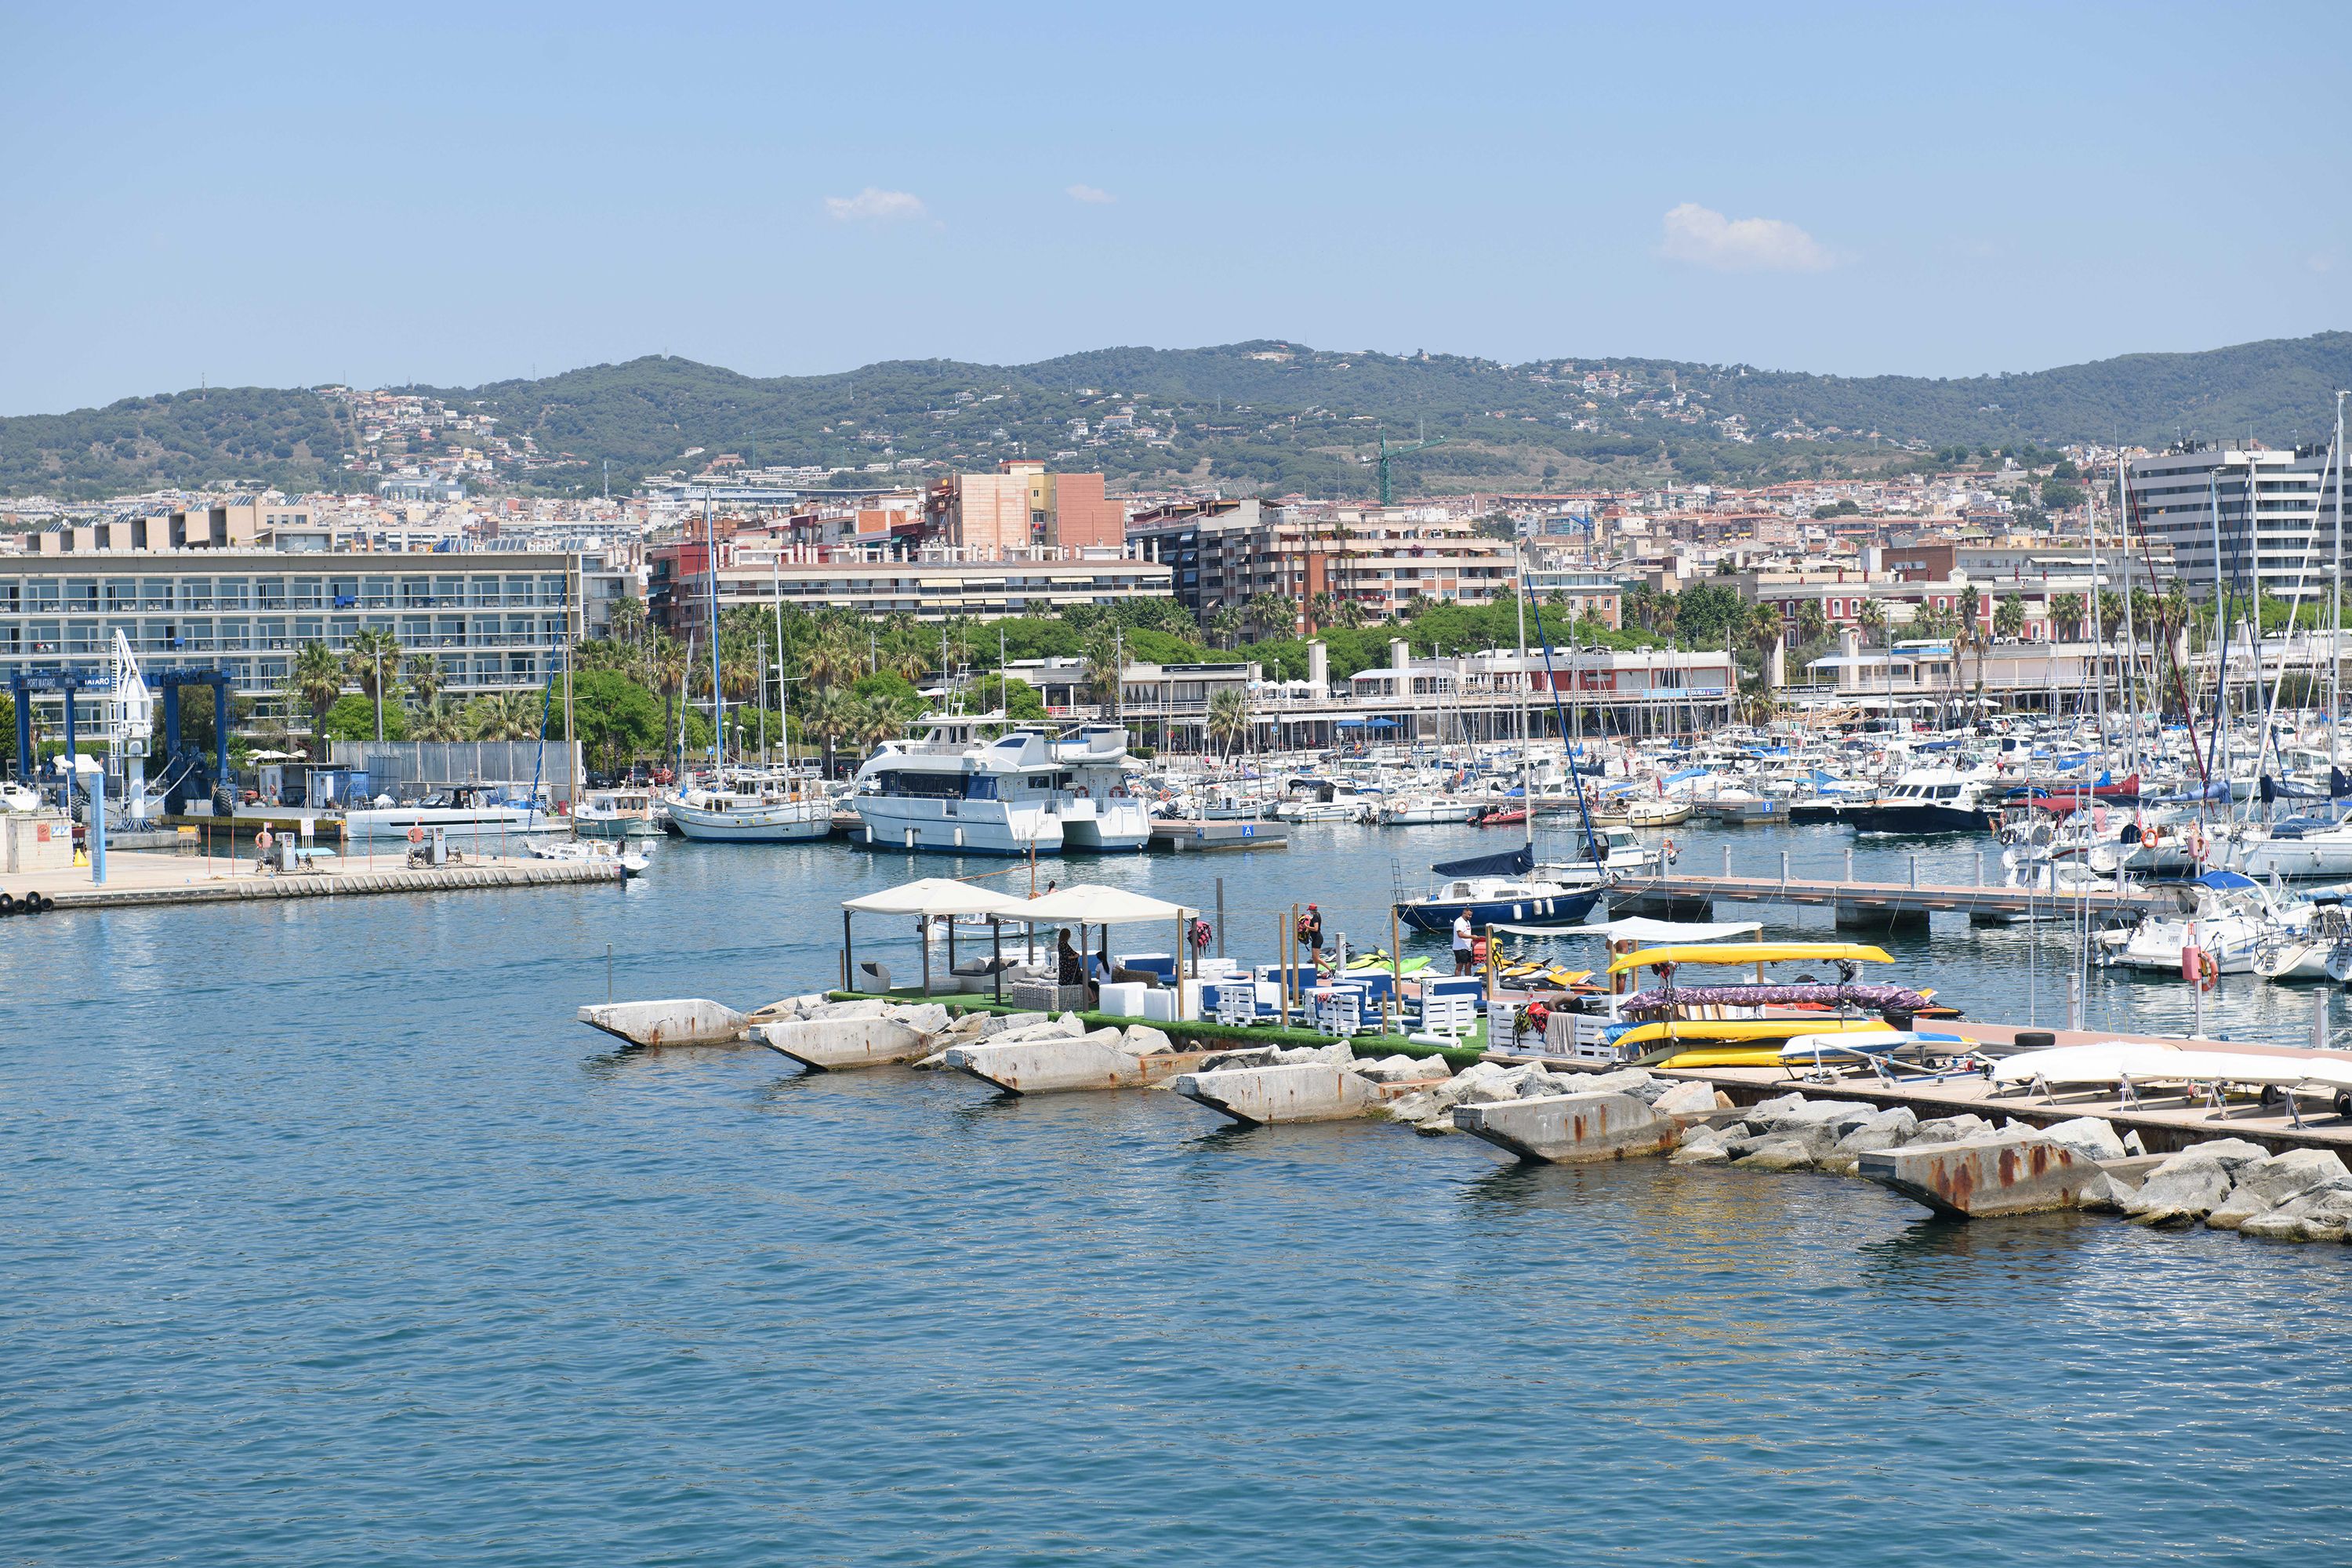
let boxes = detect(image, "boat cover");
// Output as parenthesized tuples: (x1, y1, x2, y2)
(1432, 844, 1534, 878)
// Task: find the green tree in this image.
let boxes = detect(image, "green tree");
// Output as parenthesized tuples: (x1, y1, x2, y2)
(324, 692, 411, 742)
(565, 670, 664, 772)
(286, 641, 345, 761)
(2051, 592, 2086, 641)
(1994, 593, 2026, 641)
(344, 626, 403, 742)
(1206, 686, 1251, 757)
(407, 652, 447, 710)
(971, 673, 1047, 722)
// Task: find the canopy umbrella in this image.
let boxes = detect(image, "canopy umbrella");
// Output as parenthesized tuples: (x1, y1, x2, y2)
(840, 877, 1031, 999)
(1018, 883, 1202, 995)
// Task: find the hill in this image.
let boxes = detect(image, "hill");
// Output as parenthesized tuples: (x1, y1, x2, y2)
(5, 332, 2348, 502)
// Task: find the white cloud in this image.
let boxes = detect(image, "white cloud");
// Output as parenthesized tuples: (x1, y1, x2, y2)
(1659, 202, 1834, 272)
(825, 187, 927, 223)
(1065, 183, 1116, 205)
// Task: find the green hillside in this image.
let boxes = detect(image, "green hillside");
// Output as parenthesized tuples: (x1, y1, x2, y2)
(6, 332, 2347, 502)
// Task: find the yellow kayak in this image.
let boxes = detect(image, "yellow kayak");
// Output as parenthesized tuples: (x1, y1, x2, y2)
(1612, 1016, 1897, 1051)
(1607, 942, 1894, 975)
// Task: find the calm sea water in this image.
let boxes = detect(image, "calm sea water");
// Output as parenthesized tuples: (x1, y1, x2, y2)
(5, 822, 2350, 1565)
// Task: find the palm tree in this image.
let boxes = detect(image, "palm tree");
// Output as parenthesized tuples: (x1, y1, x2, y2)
(412, 698, 466, 742)
(648, 633, 688, 752)
(2051, 592, 2086, 642)
(606, 595, 648, 647)
(804, 685, 852, 778)
(1206, 687, 1251, 757)
(806, 623, 864, 691)
(848, 694, 902, 753)
(467, 691, 542, 742)
(1994, 593, 2026, 642)
(344, 627, 403, 742)
(1209, 603, 1247, 649)
(1856, 599, 1886, 647)
(1083, 633, 1122, 717)
(1307, 591, 1337, 633)
(1246, 591, 1294, 641)
(1795, 601, 1829, 648)
(286, 641, 344, 761)
(407, 652, 447, 710)
(1334, 596, 1373, 630)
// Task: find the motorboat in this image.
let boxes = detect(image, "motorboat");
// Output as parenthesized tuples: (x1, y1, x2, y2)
(1841, 767, 2003, 836)
(2234, 814, 2352, 881)
(575, 786, 665, 839)
(2103, 870, 2314, 976)
(666, 768, 832, 842)
(342, 785, 544, 842)
(528, 836, 653, 878)
(851, 717, 1150, 855)
(1377, 793, 1483, 826)
(1624, 797, 1692, 829)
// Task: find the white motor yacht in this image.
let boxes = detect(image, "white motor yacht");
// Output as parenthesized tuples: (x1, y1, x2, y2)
(2104, 870, 2313, 976)
(851, 717, 1151, 855)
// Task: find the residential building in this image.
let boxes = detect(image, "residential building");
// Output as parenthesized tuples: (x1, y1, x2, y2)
(1126, 503, 1516, 628)
(0, 543, 581, 735)
(2128, 443, 2348, 597)
(661, 541, 1172, 637)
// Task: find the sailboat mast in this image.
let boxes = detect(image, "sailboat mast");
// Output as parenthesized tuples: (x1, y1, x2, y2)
(772, 541, 787, 771)
(704, 491, 725, 771)
(2336, 390, 2347, 782)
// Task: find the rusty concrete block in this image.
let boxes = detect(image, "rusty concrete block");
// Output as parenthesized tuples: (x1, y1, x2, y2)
(1451, 1091, 1680, 1165)
(1857, 1135, 2104, 1219)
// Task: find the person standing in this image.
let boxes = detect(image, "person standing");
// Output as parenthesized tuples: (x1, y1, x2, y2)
(1452, 909, 1474, 975)
(1297, 903, 1325, 971)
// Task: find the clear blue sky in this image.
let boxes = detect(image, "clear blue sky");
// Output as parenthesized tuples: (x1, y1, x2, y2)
(3, 2, 2346, 415)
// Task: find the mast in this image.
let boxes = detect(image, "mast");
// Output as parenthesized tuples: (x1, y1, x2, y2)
(704, 490, 725, 771)
(2336, 390, 2347, 788)
(2085, 475, 2107, 760)
(771, 539, 786, 771)
(2114, 457, 2140, 776)
(1512, 538, 1534, 854)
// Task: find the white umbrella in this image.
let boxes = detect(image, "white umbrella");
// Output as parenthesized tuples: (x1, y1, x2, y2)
(840, 877, 1029, 1000)
(842, 877, 1028, 916)
(1020, 883, 1201, 996)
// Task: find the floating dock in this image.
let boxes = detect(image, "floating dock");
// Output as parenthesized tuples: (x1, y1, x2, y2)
(1610, 869, 2156, 928)
(1148, 820, 1290, 852)
(4, 848, 620, 912)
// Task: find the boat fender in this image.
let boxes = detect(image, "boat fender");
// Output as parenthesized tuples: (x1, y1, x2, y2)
(0, 892, 13, 916)
(2187, 827, 2207, 863)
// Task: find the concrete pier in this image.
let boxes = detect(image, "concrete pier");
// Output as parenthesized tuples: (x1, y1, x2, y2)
(1171, 1063, 1381, 1125)
(943, 1029, 1208, 1094)
(757, 1017, 929, 1071)
(1452, 1091, 1681, 1164)
(5, 847, 619, 911)
(577, 999, 750, 1047)
(1856, 1135, 2109, 1218)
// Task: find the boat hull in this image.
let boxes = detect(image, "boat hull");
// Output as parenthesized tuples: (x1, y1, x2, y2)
(1396, 887, 1606, 931)
(1843, 804, 1999, 836)
(666, 802, 831, 842)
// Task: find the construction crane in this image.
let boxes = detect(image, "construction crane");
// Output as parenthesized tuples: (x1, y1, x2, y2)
(1376, 430, 1445, 506)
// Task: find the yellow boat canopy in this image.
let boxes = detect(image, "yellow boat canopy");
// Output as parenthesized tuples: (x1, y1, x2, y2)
(1606, 942, 1894, 975)
(1612, 1017, 1898, 1047)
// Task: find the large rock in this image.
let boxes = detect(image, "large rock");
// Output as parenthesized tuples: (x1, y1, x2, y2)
(1670, 1129, 1731, 1166)
(1859, 1134, 2108, 1218)
(756, 1015, 928, 1070)
(2259, 1186, 2352, 1242)
(2179, 1138, 2271, 1177)
(982, 1010, 1055, 1037)
(1453, 1091, 1680, 1164)
(2122, 1152, 2235, 1227)
(1580, 1068, 1664, 1103)
(1173, 1063, 1378, 1125)
(1200, 1044, 1284, 1072)
(1911, 1113, 1993, 1145)
(1651, 1079, 1720, 1119)
(2037, 1116, 2129, 1163)
(1352, 1053, 1450, 1084)
(748, 993, 829, 1024)
(577, 998, 750, 1047)
(1734, 1139, 1817, 1172)
(1120, 1024, 1175, 1056)
(816, 998, 887, 1021)
(1835, 1107, 1919, 1154)
(885, 1002, 952, 1035)
(2233, 1149, 2350, 1210)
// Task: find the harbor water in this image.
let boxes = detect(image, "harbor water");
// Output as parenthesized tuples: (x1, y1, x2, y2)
(8, 821, 2352, 1564)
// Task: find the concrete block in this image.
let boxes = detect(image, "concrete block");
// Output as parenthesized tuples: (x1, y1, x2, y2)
(1172, 1063, 1379, 1125)
(944, 1028, 1196, 1094)
(756, 1017, 928, 1071)
(1452, 1091, 1680, 1165)
(576, 998, 750, 1047)
(1857, 1135, 2107, 1219)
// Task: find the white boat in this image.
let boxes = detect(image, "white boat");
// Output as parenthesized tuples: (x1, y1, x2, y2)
(2105, 870, 2311, 976)
(1994, 1040, 2352, 1109)
(666, 769, 832, 842)
(1377, 794, 1483, 826)
(575, 787, 664, 839)
(851, 717, 1150, 855)
(528, 836, 653, 877)
(1624, 797, 1693, 829)
(2235, 815, 2352, 880)
(343, 786, 543, 842)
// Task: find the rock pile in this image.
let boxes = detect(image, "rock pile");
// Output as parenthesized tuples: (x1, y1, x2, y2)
(2119, 1142, 2352, 1240)
(1384, 1062, 1716, 1135)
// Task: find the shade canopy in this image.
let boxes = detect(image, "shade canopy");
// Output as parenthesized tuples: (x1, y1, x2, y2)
(841, 877, 1029, 918)
(1020, 882, 1196, 924)
(1573, 916, 1764, 944)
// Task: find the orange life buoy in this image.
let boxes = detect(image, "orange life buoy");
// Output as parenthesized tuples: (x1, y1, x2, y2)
(408, 825, 424, 845)
(1663, 835, 1678, 862)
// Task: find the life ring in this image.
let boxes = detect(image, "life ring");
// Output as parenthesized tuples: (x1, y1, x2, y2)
(2187, 827, 2208, 863)
(1662, 835, 1679, 862)
(408, 825, 425, 845)
(256, 829, 273, 849)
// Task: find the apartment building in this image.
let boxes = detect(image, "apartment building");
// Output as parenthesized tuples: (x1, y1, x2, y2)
(2128, 443, 2347, 597)
(1127, 503, 1516, 628)
(936, 462, 1127, 557)
(0, 543, 581, 731)
(662, 541, 1172, 636)
(24, 495, 324, 554)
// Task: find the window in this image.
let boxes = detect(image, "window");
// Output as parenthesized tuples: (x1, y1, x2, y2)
(64, 579, 97, 612)
(182, 579, 214, 611)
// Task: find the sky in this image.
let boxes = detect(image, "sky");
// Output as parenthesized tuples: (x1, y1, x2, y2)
(2, 1, 2347, 415)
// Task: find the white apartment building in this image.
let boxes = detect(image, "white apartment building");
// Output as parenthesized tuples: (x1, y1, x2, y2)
(2128, 443, 2347, 597)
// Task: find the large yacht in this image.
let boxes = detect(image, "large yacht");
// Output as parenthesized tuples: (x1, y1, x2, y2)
(1841, 766, 2004, 836)
(851, 717, 1151, 855)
